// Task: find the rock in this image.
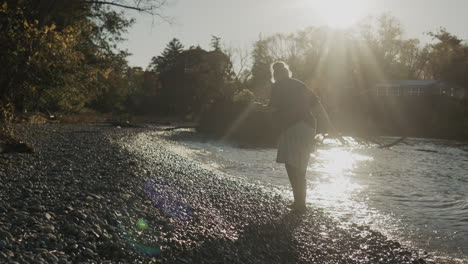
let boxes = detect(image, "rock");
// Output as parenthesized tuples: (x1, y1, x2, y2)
(0, 125, 432, 264)
(3, 249, 14, 258)
(412, 258, 427, 264)
(45, 213, 53, 220)
(43, 252, 59, 263)
(31, 257, 46, 264)
(34, 189, 44, 194)
(88, 230, 100, 239)
(40, 225, 55, 233)
(0, 231, 13, 245)
(33, 248, 48, 254)
(87, 193, 103, 200)
(0, 239, 7, 249)
(46, 233, 57, 242)
(82, 248, 95, 258)
(30, 204, 46, 212)
(74, 210, 87, 220)
(65, 243, 79, 254)
(100, 233, 112, 242)
(77, 230, 87, 240)
(21, 188, 33, 197)
(58, 259, 69, 264)
(177, 257, 190, 263)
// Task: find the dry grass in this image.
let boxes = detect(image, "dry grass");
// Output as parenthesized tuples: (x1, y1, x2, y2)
(27, 113, 50, 124)
(58, 112, 109, 124)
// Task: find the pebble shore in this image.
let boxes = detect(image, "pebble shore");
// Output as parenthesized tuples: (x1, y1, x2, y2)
(0, 124, 434, 263)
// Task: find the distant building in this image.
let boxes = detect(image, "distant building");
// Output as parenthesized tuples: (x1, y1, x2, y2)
(373, 80, 466, 99)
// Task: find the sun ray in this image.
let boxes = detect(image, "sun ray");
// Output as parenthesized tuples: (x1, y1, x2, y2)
(307, 29, 334, 91)
(221, 102, 256, 142)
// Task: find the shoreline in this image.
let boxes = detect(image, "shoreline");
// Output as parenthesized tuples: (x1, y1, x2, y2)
(155, 128, 468, 264)
(0, 124, 439, 263)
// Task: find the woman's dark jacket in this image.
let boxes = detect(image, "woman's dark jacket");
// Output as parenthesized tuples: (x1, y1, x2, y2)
(269, 78, 319, 134)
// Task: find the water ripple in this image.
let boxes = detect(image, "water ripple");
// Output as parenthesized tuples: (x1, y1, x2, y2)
(167, 133, 468, 262)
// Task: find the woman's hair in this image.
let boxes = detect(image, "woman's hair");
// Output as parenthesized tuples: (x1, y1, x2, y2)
(270, 61, 292, 83)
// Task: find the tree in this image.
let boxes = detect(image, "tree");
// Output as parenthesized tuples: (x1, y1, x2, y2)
(0, 2, 91, 112)
(148, 38, 184, 74)
(0, 0, 170, 115)
(424, 28, 468, 85)
(178, 48, 233, 115)
(210, 35, 221, 51)
(249, 38, 273, 100)
(423, 28, 468, 125)
(146, 38, 185, 114)
(224, 45, 252, 85)
(3, 0, 170, 26)
(147, 40, 235, 116)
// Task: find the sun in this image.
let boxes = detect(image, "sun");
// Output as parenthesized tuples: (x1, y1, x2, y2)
(300, 0, 369, 28)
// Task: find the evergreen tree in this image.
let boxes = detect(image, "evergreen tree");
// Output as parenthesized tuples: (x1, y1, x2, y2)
(148, 38, 184, 74)
(146, 38, 185, 114)
(210, 35, 222, 51)
(251, 39, 271, 83)
(249, 38, 273, 99)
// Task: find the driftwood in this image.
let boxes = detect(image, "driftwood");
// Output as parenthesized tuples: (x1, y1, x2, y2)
(378, 137, 408, 148)
(0, 142, 34, 153)
(316, 134, 409, 149)
(0, 130, 34, 153)
(315, 134, 350, 146)
(107, 120, 146, 128)
(163, 125, 197, 131)
(349, 136, 411, 148)
(415, 148, 438, 153)
(361, 137, 381, 145)
(353, 137, 374, 147)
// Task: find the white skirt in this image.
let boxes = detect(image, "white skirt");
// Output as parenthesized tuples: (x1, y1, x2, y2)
(276, 121, 316, 170)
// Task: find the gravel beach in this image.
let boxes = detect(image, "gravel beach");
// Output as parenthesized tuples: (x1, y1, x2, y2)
(0, 124, 433, 263)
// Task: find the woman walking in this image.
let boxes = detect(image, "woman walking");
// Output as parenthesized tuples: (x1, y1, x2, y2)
(269, 61, 321, 213)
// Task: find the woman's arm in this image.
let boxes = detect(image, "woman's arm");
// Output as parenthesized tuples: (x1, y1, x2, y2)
(315, 101, 348, 144)
(255, 84, 277, 111)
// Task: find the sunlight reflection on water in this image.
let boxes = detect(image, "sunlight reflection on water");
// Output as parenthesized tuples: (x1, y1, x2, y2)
(307, 148, 369, 203)
(159, 131, 468, 263)
(305, 148, 383, 229)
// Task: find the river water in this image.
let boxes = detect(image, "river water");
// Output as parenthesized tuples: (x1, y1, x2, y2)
(161, 130, 468, 263)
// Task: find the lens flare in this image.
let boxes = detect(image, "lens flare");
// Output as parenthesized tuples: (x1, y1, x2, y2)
(136, 218, 149, 231)
(144, 179, 193, 222)
(118, 178, 194, 256)
(118, 216, 162, 256)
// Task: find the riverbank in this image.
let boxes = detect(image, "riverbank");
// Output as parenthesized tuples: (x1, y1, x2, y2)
(0, 124, 434, 263)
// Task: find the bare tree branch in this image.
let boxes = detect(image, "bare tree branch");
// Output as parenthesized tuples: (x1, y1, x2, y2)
(82, 0, 171, 21)
(225, 45, 252, 83)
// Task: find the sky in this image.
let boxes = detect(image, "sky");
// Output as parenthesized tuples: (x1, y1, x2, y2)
(119, 0, 468, 68)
